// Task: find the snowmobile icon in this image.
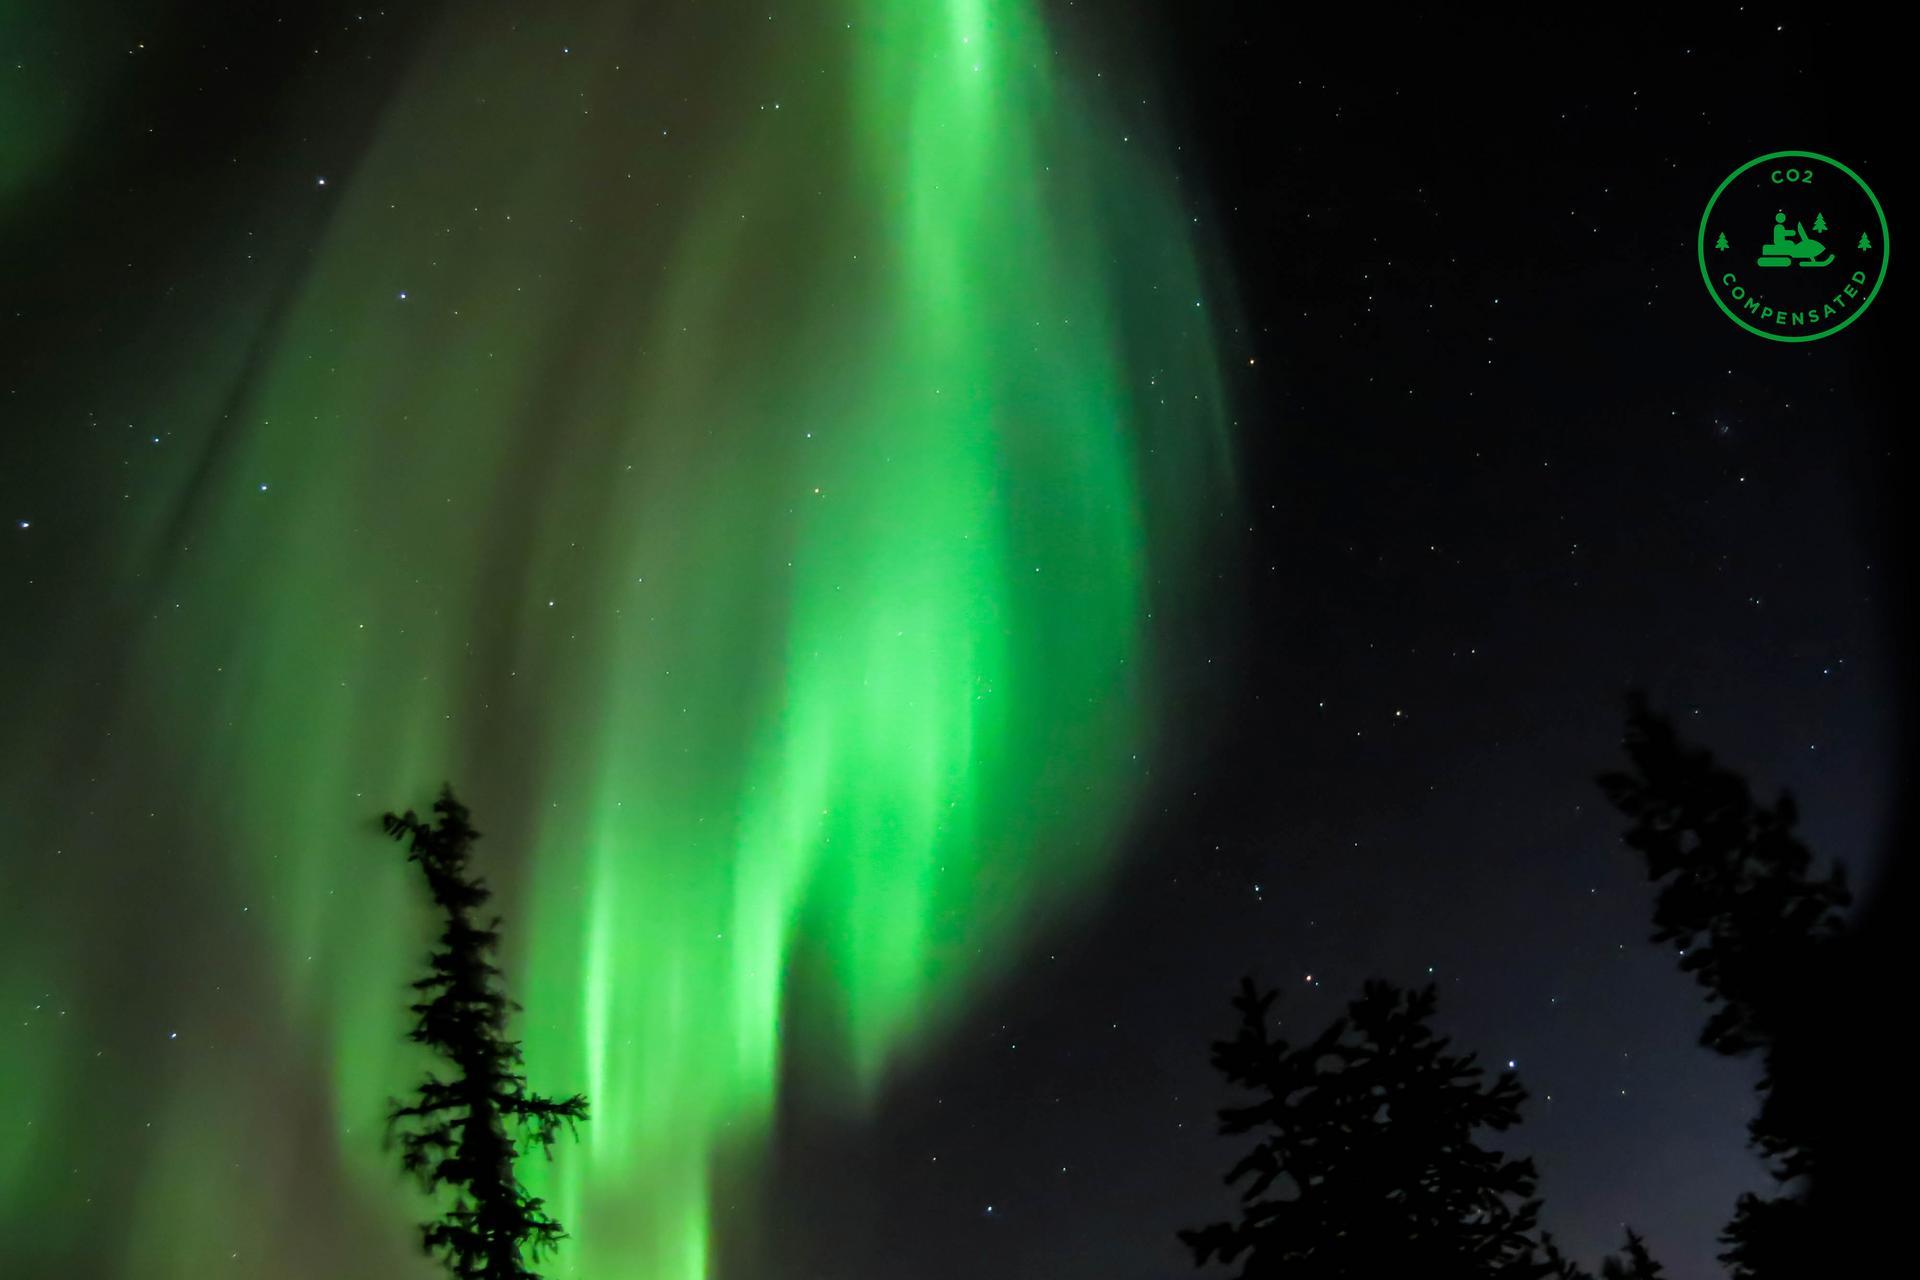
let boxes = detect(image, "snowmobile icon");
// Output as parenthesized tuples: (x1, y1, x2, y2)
(1756, 212, 1833, 268)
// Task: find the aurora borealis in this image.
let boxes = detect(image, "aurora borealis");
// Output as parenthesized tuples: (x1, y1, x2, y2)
(9, 5, 1906, 1279)
(2, 3, 1230, 1276)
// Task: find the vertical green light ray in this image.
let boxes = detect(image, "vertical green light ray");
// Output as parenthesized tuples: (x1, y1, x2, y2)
(2, 2, 1232, 1276)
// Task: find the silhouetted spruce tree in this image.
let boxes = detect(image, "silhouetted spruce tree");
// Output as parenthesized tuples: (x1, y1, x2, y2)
(1536, 1226, 1666, 1280)
(1597, 1228, 1665, 1279)
(383, 786, 588, 1279)
(1598, 696, 1851, 1279)
(1179, 977, 1571, 1278)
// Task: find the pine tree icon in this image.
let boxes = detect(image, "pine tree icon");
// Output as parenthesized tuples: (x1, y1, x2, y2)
(1714, 231, 1729, 251)
(1813, 212, 1828, 234)
(1857, 232, 1874, 251)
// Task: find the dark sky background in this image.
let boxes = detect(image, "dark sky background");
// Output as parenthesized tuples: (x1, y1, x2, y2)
(1, 3, 1905, 1279)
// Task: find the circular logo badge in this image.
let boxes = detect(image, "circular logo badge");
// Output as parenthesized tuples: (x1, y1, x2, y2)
(1698, 151, 1888, 342)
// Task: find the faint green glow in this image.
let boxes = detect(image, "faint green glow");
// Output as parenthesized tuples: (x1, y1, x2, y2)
(0, 9, 92, 215)
(1, 2, 1229, 1276)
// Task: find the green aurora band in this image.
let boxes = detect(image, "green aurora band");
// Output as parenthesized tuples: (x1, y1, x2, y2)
(2, 2, 1231, 1275)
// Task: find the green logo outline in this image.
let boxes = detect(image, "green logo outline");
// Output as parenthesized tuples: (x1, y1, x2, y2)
(1698, 150, 1889, 342)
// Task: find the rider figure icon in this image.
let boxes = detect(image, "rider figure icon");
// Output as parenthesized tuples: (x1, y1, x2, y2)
(1756, 211, 1833, 268)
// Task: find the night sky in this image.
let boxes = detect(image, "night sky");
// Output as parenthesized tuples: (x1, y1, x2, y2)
(0, 4, 1905, 1280)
